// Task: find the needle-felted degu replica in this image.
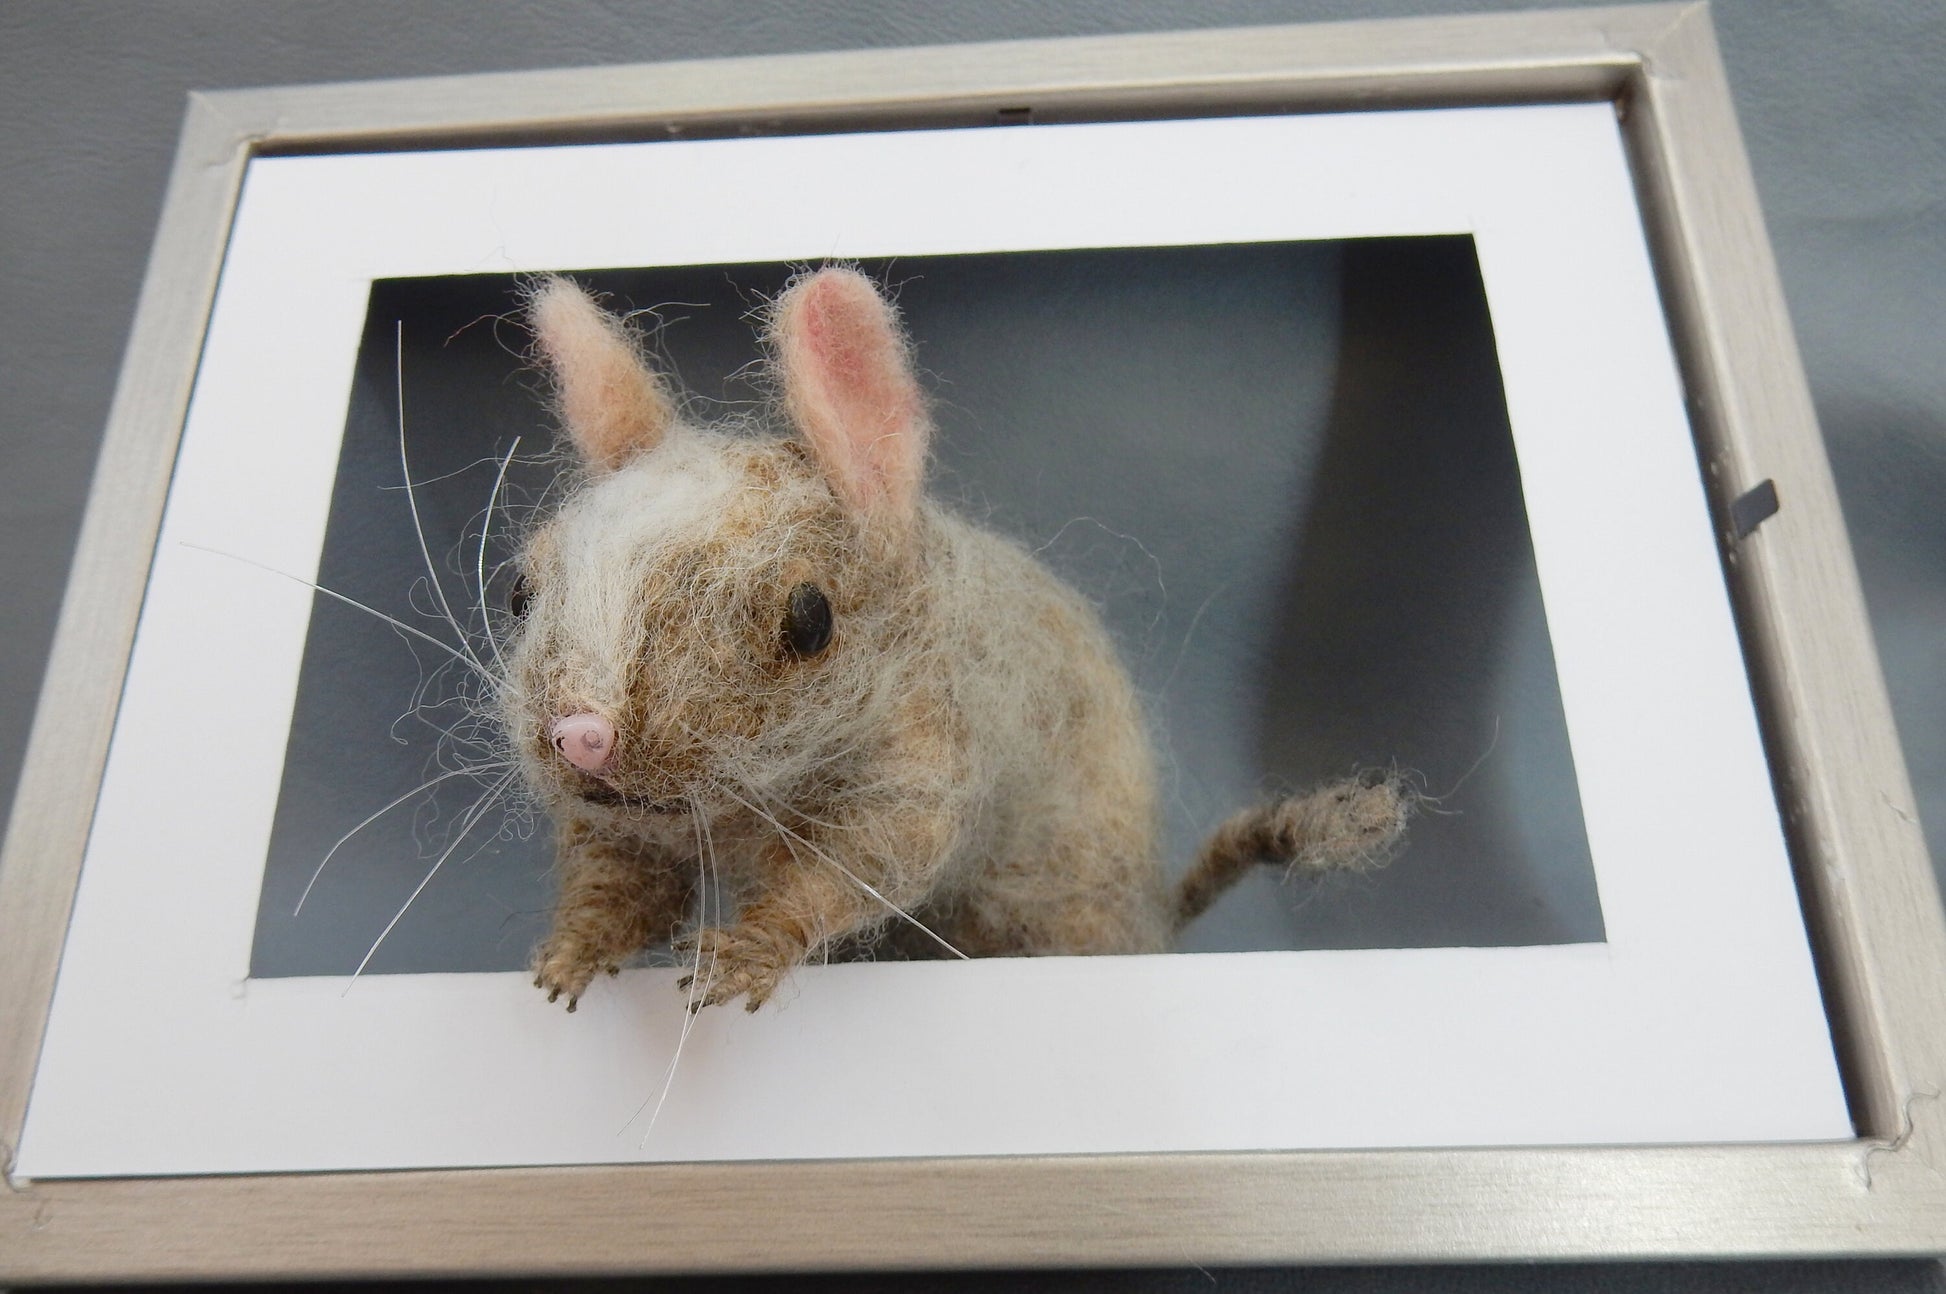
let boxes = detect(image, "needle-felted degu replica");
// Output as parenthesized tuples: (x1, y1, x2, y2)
(510, 266, 1411, 1013)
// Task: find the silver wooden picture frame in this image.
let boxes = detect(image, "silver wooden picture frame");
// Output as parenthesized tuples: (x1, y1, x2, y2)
(3, 1, 1944, 1278)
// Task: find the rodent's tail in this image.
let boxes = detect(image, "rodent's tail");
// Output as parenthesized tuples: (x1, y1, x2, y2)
(1175, 770, 1414, 932)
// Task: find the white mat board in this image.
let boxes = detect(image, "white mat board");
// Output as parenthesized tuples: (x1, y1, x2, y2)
(20, 104, 1849, 1176)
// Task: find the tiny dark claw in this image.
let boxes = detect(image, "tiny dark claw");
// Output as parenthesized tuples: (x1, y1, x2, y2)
(688, 999, 703, 1016)
(676, 975, 693, 992)
(566, 997, 578, 1013)
(532, 975, 543, 988)
(607, 965, 620, 977)
(547, 988, 560, 1003)
(744, 998, 762, 1013)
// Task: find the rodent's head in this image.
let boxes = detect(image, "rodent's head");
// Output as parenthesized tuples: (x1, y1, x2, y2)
(503, 268, 933, 821)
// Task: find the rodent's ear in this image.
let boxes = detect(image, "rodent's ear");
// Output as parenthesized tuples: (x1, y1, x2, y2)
(528, 276, 674, 471)
(772, 268, 931, 524)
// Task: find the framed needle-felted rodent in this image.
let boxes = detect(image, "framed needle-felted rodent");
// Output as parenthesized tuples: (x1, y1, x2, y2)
(4, 4, 1945, 1280)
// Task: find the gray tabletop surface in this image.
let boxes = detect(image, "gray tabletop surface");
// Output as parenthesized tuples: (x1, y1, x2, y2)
(2, 2, 1941, 1290)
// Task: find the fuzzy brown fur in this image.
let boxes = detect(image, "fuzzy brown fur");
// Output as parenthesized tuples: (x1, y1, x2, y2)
(512, 269, 1410, 1013)
(1175, 773, 1412, 930)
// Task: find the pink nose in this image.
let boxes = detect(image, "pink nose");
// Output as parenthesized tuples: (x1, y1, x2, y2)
(549, 713, 616, 773)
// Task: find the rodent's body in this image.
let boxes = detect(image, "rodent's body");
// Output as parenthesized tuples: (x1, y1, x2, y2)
(902, 506, 1171, 957)
(515, 268, 1405, 1014)
(516, 430, 1171, 1009)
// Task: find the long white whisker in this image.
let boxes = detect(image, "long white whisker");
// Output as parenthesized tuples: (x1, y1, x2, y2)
(476, 435, 521, 674)
(395, 323, 490, 680)
(344, 769, 518, 991)
(377, 450, 531, 492)
(716, 782, 968, 961)
(626, 803, 716, 1146)
(1424, 716, 1502, 805)
(1159, 574, 1239, 700)
(179, 542, 518, 698)
(294, 760, 514, 915)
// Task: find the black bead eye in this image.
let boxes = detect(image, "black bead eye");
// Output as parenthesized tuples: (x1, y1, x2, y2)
(508, 573, 533, 620)
(781, 583, 833, 659)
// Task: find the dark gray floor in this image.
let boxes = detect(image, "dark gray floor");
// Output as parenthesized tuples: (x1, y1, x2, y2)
(4, 1, 1942, 1289)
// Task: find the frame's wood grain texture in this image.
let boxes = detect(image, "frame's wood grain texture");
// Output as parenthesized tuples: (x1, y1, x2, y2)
(229, 4, 1663, 149)
(1618, 5, 1946, 1147)
(0, 1143, 1931, 1280)
(4, 3, 1942, 1278)
(0, 91, 254, 1157)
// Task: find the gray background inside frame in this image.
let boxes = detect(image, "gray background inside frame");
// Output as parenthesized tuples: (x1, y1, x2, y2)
(4, 2, 1943, 1293)
(251, 238, 1600, 978)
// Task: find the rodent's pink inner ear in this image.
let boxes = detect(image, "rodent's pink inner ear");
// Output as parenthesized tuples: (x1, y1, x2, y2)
(549, 713, 616, 774)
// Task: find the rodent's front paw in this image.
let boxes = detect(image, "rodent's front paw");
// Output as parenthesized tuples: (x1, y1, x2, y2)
(675, 924, 794, 1013)
(530, 936, 621, 1013)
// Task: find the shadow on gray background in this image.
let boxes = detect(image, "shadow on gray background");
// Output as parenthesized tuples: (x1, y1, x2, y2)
(253, 238, 1598, 977)
(1225, 238, 1598, 950)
